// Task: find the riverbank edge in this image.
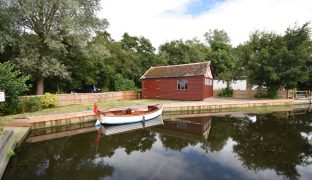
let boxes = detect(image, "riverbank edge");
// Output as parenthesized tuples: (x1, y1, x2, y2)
(0, 98, 310, 179)
(5, 99, 297, 129)
(0, 130, 14, 178)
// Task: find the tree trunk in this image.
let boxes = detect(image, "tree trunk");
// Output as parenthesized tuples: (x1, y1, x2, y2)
(36, 76, 44, 95)
(226, 81, 230, 89)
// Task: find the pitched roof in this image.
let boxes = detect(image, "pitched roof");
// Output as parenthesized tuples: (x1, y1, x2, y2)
(140, 61, 212, 79)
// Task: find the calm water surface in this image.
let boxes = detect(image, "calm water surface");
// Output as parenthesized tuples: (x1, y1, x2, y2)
(3, 110, 312, 180)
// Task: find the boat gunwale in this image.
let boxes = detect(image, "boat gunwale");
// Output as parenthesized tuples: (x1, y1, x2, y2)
(100, 104, 163, 117)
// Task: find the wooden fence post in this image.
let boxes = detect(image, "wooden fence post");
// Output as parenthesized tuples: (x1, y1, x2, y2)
(309, 90, 312, 111)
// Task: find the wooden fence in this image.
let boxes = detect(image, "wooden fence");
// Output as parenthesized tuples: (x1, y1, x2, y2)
(21, 91, 140, 106)
(213, 89, 288, 99)
(287, 90, 311, 99)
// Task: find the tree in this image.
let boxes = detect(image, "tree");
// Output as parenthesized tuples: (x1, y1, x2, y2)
(64, 31, 111, 92)
(283, 23, 312, 90)
(7, 0, 107, 94)
(204, 29, 240, 87)
(0, 0, 21, 63)
(0, 62, 29, 114)
(159, 39, 209, 65)
(204, 29, 231, 46)
(159, 40, 191, 65)
(112, 73, 136, 91)
(241, 23, 312, 97)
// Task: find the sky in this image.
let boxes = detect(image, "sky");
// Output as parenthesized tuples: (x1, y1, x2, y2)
(98, 0, 312, 48)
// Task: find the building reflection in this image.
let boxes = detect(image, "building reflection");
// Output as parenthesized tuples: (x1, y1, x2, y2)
(154, 115, 212, 140)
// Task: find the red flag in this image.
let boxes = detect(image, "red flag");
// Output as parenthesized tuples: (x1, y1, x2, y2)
(93, 103, 98, 115)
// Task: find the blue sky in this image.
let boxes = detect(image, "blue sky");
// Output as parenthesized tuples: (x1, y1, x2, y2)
(187, 0, 224, 15)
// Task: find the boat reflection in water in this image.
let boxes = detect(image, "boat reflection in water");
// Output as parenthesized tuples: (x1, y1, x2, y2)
(98, 115, 164, 136)
(95, 115, 163, 147)
(97, 114, 212, 139)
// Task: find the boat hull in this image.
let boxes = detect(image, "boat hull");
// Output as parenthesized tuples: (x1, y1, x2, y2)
(100, 105, 163, 125)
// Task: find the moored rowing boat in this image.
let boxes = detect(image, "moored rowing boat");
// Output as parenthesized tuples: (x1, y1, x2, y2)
(96, 104, 163, 125)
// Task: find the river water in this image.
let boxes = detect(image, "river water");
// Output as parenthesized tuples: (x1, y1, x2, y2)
(3, 109, 312, 180)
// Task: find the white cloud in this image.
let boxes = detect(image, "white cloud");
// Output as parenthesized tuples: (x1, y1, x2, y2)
(98, 0, 312, 48)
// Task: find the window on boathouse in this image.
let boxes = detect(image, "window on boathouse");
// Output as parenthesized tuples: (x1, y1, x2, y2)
(177, 80, 188, 90)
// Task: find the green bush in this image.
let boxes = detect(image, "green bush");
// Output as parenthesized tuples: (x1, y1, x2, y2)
(113, 74, 136, 91)
(40, 93, 58, 108)
(254, 92, 268, 98)
(26, 97, 42, 112)
(16, 97, 42, 113)
(0, 62, 29, 115)
(7, 148, 15, 157)
(267, 84, 280, 99)
(218, 87, 234, 97)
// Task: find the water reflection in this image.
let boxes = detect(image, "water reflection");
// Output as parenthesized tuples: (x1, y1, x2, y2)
(3, 110, 312, 180)
(98, 115, 163, 136)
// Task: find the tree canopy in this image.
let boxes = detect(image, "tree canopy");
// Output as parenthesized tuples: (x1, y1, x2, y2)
(2, 0, 107, 94)
(239, 23, 312, 97)
(0, 1, 312, 97)
(205, 30, 241, 85)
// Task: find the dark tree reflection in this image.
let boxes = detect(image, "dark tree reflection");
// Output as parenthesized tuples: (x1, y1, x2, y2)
(99, 129, 157, 155)
(159, 133, 199, 151)
(204, 116, 238, 152)
(3, 128, 157, 180)
(3, 132, 114, 180)
(231, 113, 312, 179)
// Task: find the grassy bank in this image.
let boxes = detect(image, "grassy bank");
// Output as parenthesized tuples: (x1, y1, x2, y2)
(0, 99, 179, 128)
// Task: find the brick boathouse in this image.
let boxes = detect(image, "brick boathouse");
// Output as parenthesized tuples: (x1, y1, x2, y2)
(140, 61, 213, 100)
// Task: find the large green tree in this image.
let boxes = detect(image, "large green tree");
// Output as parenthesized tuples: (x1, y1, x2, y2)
(6, 0, 107, 95)
(159, 39, 209, 65)
(205, 29, 241, 86)
(0, 0, 20, 63)
(241, 23, 312, 97)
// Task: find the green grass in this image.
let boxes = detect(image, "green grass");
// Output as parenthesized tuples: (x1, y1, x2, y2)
(0, 99, 179, 128)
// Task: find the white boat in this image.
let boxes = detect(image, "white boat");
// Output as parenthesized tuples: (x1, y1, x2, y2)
(96, 104, 163, 125)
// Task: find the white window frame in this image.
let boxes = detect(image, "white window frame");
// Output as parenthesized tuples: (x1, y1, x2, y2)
(177, 80, 188, 90)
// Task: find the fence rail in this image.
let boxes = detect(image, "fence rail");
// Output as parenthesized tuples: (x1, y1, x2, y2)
(21, 91, 140, 106)
(213, 90, 288, 99)
(288, 90, 311, 100)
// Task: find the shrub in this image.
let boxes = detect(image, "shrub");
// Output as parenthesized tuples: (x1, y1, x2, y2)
(25, 97, 42, 112)
(254, 92, 268, 98)
(266, 85, 280, 99)
(40, 93, 58, 108)
(218, 87, 234, 97)
(7, 148, 15, 157)
(0, 62, 29, 115)
(16, 97, 42, 113)
(113, 74, 136, 91)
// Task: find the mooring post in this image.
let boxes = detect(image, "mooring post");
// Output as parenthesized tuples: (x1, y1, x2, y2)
(142, 115, 145, 128)
(310, 90, 311, 104)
